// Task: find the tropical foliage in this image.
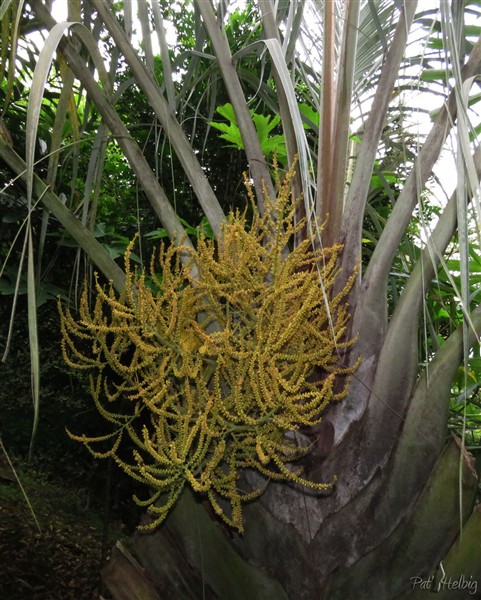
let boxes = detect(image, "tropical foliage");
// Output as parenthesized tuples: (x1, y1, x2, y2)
(1, 0, 481, 598)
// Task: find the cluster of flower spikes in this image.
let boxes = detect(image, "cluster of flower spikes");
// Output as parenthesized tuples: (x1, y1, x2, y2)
(59, 168, 359, 533)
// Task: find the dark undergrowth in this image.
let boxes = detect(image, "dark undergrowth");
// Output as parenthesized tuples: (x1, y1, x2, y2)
(0, 300, 140, 599)
(0, 451, 128, 600)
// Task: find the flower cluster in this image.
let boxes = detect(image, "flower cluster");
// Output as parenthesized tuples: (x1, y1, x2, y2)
(59, 168, 358, 532)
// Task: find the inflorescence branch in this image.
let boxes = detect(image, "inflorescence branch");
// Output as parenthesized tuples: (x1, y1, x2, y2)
(59, 165, 359, 533)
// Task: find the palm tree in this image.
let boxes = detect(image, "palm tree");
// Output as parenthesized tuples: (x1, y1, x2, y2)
(1, 1, 480, 597)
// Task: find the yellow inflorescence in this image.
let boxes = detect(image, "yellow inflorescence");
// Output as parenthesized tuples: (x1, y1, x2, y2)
(59, 167, 359, 533)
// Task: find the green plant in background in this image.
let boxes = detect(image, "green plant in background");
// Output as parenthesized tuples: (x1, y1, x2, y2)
(210, 103, 287, 164)
(59, 167, 358, 532)
(209, 102, 323, 167)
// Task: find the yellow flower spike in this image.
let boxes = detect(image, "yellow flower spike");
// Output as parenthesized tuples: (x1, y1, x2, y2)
(185, 469, 210, 493)
(179, 327, 202, 354)
(136, 483, 185, 531)
(66, 429, 123, 459)
(133, 488, 162, 508)
(255, 437, 269, 466)
(207, 487, 244, 533)
(59, 162, 360, 533)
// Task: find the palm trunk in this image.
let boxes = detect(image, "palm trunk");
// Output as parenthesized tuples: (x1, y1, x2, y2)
(101, 434, 479, 600)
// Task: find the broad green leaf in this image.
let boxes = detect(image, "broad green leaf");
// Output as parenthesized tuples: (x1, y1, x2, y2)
(421, 68, 454, 81)
(145, 228, 170, 240)
(210, 121, 244, 148)
(251, 112, 281, 144)
(298, 103, 319, 129)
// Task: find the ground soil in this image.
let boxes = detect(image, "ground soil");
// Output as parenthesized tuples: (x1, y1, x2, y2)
(0, 456, 121, 600)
